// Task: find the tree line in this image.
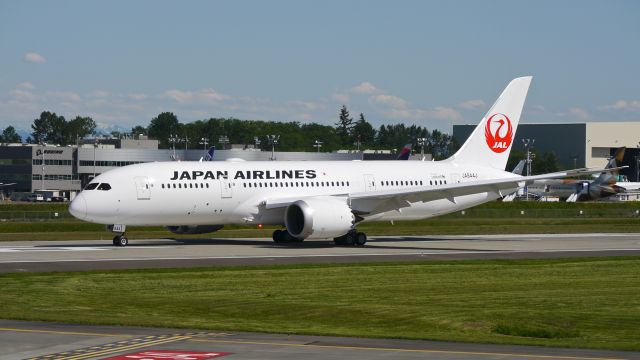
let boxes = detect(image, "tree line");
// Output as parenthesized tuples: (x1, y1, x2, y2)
(11, 107, 460, 159)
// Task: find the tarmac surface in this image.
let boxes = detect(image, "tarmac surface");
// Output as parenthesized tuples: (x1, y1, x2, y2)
(2, 233, 640, 359)
(0, 233, 640, 273)
(2, 319, 639, 360)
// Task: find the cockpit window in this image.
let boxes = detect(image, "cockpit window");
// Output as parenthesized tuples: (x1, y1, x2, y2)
(84, 183, 99, 190)
(97, 183, 111, 191)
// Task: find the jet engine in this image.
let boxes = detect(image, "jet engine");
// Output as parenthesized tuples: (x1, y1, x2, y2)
(284, 198, 354, 239)
(166, 225, 224, 234)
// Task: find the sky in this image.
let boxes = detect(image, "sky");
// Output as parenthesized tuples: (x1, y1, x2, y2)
(1, 0, 639, 137)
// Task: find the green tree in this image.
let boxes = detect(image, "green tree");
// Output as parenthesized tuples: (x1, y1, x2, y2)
(148, 112, 180, 148)
(352, 113, 376, 148)
(0, 126, 22, 143)
(66, 116, 96, 143)
(30, 111, 67, 145)
(335, 105, 354, 147)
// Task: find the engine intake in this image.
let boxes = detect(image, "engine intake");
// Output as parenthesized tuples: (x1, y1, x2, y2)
(285, 198, 354, 239)
(166, 225, 224, 234)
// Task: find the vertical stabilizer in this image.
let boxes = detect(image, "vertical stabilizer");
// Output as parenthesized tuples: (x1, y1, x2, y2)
(448, 76, 532, 170)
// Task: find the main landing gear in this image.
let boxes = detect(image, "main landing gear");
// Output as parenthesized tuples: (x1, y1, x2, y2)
(334, 230, 367, 246)
(112, 234, 128, 247)
(272, 229, 303, 244)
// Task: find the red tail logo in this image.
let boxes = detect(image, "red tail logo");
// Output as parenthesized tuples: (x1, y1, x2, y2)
(484, 113, 513, 153)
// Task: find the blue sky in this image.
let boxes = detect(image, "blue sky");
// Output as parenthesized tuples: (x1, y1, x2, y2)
(1, 0, 639, 135)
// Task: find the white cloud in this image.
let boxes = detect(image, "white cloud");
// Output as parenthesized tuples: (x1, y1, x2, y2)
(351, 82, 379, 94)
(370, 94, 408, 109)
(46, 91, 81, 103)
(458, 99, 486, 110)
(17, 82, 35, 90)
(128, 93, 147, 101)
(88, 90, 111, 98)
(432, 106, 462, 122)
(9, 89, 36, 101)
(23, 52, 47, 63)
(568, 107, 590, 120)
(331, 93, 350, 103)
(164, 88, 229, 104)
(598, 100, 640, 111)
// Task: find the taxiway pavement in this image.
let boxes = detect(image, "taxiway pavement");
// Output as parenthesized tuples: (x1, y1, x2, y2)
(2, 319, 638, 360)
(0, 233, 639, 273)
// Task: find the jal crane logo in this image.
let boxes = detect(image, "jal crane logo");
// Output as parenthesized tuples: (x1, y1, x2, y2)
(484, 113, 513, 153)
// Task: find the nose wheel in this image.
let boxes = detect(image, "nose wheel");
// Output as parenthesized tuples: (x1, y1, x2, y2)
(112, 234, 128, 247)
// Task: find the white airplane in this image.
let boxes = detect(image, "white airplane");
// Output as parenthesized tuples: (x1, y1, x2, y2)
(69, 76, 612, 247)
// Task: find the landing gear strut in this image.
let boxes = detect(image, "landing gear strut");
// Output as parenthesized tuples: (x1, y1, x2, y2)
(272, 229, 303, 244)
(334, 230, 367, 246)
(112, 234, 128, 247)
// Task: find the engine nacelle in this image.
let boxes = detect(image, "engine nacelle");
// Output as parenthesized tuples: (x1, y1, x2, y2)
(284, 198, 354, 239)
(166, 225, 224, 234)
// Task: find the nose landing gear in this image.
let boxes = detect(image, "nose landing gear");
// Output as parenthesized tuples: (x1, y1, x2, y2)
(112, 235, 129, 247)
(108, 224, 128, 247)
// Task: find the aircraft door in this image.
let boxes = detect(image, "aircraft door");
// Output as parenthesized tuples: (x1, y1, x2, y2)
(134, 176, 151, 200)
(221, 178, 233, 198)
(364, 174, 376, 192)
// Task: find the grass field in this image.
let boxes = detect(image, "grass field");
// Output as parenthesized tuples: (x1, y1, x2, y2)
(0, 257, 639, 351)
(1, 201, 640, 241)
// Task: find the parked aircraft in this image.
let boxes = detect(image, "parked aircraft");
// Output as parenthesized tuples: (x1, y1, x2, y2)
(69, 76, 614, 246)
(510, 148, 626, 202)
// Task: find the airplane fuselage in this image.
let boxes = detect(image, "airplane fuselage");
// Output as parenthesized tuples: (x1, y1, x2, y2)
(71, 160, 517, 227)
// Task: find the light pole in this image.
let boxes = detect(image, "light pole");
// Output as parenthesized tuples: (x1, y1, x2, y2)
(168, 134, 178, 160)
(417, 137, 428, 160)
(218, 135, 229, 150)
(93, 138, 100, 179)
(199, 137, 209, 158)
(354, 135, 361, 152)
(40, 141, 46, 191)
(253, 136, 261, 150)
(267, 135, 279, 160)
(313, 140, 323, 153)
(522, 138, 535, 200)
(183, 135, 189, 151)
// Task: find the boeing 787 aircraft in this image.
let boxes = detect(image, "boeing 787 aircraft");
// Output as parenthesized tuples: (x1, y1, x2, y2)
(69, 76, 612, 246)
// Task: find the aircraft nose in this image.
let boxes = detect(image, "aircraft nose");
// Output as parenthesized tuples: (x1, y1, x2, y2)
(69, 193, 87, 220)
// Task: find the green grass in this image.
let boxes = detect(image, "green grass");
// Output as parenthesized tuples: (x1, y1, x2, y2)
(0, 258, 639, 351)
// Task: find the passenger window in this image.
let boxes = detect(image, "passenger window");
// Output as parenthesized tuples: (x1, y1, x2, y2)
(97, 183, 111, 191)
(84, 183, 99, 190)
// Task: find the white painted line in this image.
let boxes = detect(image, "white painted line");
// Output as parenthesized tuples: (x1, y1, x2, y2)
(0, 248, 639, 264)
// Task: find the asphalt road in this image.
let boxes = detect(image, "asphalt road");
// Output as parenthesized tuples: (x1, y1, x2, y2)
(1, 233, 639, 273)
(2, 234, 640, 359)
(2, 319, 638, 360)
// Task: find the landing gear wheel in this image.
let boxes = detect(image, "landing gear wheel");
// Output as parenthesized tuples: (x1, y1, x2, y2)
(334, 230, 365, 246)
(113, 235, 128, 247)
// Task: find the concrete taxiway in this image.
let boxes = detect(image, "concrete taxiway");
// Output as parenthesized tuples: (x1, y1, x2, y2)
(2, 319, 638, 360)
(0, 233, 639, 273)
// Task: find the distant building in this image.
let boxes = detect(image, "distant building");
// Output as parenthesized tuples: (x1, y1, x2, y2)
(1, 136, 412, 198)
(453, 122, 640, 180)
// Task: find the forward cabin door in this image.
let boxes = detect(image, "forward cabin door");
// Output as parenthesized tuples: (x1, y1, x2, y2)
(134, 176, 151, 200)
(364, 174, 376, 192)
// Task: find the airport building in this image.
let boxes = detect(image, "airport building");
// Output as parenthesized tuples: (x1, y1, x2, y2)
(453, 122, 640, 180)
(1, 137, 394, 199)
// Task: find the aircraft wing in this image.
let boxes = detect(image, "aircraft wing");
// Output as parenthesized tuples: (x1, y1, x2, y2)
(264, 167, 626, 216)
